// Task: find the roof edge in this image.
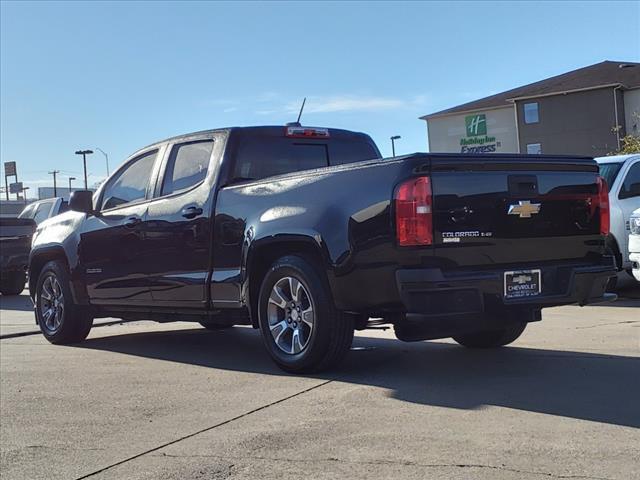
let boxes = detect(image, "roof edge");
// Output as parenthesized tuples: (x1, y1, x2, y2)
(506, 83, 624, 102)
(420, 103, 514, 121)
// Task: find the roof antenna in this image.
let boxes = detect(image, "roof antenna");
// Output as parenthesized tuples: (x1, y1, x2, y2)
(286, 98, 306, 127)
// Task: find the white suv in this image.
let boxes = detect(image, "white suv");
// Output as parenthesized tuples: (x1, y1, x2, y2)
(596, 154, 640, 274)
(630, 208, 640, 282)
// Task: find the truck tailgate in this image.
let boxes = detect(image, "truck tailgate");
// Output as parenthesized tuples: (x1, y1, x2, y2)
(430, 156, 604, 267)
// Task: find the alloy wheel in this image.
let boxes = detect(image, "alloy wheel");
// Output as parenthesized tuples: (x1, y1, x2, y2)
(39, 274, 64, 334)
(267, 276, 315, 355)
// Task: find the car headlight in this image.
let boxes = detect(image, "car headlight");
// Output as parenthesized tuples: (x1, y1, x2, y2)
(631, 215, 640, 235)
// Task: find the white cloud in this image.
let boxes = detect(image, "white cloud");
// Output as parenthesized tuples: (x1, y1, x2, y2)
(204, 92, 431, 116)
(258, 94, 430, 116)
(288, 96, 404, 114)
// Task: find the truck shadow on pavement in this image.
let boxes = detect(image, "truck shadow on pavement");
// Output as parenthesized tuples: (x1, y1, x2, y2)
(0, 293, 33, 311)
(77, 326, 640, 429)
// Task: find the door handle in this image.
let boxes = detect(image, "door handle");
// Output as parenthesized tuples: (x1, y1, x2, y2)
(181, 206, 203, 219)
(124, 216, 141, 228)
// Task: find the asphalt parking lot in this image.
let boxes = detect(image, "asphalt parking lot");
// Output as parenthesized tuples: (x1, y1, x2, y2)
(1, 279, 638, 480)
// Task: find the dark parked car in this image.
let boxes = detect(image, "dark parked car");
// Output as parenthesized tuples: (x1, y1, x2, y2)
(28, 125, 616, 372)
(1, 217, 36, 295)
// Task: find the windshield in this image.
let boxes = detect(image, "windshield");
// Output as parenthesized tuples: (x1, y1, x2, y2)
(598, 162, 624, 188)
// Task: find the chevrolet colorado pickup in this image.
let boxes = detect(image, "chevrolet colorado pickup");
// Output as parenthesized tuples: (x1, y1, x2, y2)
(29, 125, 616, 372)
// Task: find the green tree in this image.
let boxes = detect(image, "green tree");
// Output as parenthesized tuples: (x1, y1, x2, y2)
(615, 134, 640, 154)
(611, 111, 640, 154)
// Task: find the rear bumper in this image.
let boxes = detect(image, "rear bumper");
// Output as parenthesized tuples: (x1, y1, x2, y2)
(396, 257, 617, 317)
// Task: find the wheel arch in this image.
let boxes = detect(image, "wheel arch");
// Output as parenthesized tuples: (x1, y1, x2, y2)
(29, 247, 72, 300)
(245, 236, 331, 328)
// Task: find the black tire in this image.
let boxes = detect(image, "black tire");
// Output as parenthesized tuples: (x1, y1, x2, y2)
(258, 255, 353, 373)
(0, 270, 26, 295)
(199, 322, 233, 330)
(605, 240, 621, 291)
(453, 322, 526, 348)
(35, 260, 93, 344)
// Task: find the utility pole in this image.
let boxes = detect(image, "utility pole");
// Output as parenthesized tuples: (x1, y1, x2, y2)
(75, 150, 93, 189)
(48, 170, 60, 197)
(68, 176, 76, 194)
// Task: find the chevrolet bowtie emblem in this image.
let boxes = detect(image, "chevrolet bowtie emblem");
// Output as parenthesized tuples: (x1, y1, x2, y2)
(508, 200, 541, 218)
(512, 274, 532, 284)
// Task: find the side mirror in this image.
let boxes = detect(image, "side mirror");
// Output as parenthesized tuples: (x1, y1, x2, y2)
(69, 190, 94, 214)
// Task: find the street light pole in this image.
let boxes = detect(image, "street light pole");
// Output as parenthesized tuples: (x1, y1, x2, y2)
(95, 147, 110, 176)
(48, 170, 60, 197)
(75, 150, 94, 189)
(390, 135, 401, 157)
(68, 176, 76, 193)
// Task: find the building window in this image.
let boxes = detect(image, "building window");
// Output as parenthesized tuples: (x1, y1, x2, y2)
(524, 102, 539, 124)
(526, 143, 542, 154)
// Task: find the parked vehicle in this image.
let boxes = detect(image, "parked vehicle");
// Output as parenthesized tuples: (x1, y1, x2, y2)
(1, 218, 36, 295)
(19, 197, 69, 225)
(595, 154, 640, 275)
(29, 125, 616, 372)
(629, 208, 640, 282)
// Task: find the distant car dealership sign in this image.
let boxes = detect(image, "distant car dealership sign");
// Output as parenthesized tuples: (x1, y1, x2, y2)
(9, 182, 23, 194)
(4, 161, 16, 177)
(460, 113, 501, 153)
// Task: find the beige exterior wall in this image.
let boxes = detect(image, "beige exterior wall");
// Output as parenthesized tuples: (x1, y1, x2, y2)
(426, 106, 519, 154)
(624, 88, 640, 137)
(516, 87, 620, 156)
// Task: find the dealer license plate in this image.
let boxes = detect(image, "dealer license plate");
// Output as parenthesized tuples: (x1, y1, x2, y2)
(504, 269, 541, 299)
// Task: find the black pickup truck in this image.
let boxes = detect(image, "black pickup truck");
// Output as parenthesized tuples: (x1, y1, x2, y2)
(1, 217, 36, 295)
(28, 125, 616, 372)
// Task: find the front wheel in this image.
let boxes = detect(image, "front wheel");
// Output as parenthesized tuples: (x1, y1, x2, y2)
(453, 322, 526, 348)
(35, 261, 93, 344)
(258, 255, 353, 373)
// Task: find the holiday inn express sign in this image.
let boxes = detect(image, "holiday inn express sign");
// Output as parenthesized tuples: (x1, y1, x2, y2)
(425, 106, 518, 154)
(460, 114, 499, 153)
(466, 114, 486, 136)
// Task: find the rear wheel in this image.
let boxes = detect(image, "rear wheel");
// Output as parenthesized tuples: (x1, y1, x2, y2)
(35, 261, 93, 344)
(605, 240, 622, 291)
(453, 322, 526, 348)
(258, 255, 353, 373)
(0, 271, 26, 295)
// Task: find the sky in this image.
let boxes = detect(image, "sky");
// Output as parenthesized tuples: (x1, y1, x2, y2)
(1, 0, 639, 198)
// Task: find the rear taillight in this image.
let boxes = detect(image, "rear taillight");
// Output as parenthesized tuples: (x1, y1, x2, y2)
(597, 176, 610, 236)
(395, 176, 433, 246)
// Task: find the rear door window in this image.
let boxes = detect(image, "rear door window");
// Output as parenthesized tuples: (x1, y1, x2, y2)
(161, 140, 213, 195)
(328, 140, 380, 166)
